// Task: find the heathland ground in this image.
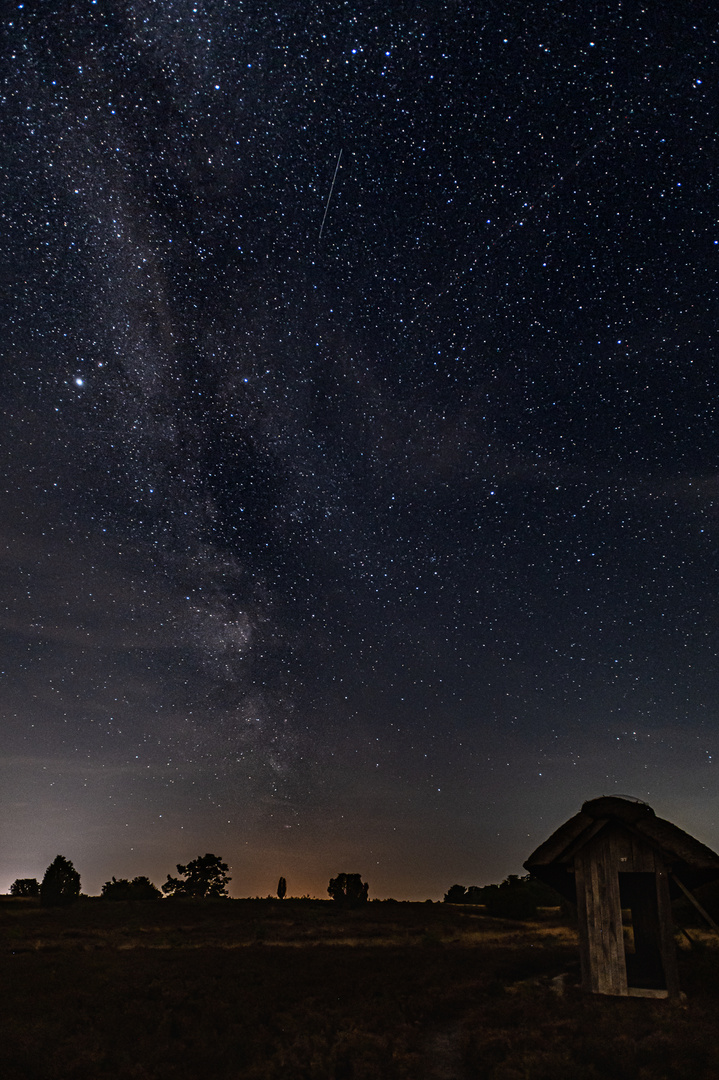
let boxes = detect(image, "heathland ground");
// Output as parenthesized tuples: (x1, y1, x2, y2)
(2, 898, 718, 1079)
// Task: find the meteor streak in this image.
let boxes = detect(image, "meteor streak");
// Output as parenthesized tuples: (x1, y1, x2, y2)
(319, 149, 342, 239)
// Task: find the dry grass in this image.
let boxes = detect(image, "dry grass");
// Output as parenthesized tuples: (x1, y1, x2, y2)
(1, 899, 717, 1079)
(0, 898, 575, 952)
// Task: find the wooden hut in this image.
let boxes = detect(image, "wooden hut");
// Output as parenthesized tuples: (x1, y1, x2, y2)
(525, 796, 719, 998)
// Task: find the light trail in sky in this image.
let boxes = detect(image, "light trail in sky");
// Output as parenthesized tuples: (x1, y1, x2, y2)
(319, 149, 342, 240)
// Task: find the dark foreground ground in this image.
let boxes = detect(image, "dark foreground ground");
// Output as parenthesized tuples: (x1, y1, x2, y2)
(2, 898, 718, 1079)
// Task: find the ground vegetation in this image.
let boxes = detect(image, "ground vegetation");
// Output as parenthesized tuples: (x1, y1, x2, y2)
(0, 899, 716, 1078)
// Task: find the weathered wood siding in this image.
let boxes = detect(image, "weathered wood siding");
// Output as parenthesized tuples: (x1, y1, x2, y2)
(573, 823, 679, 997)
(575, 828, 627, 994)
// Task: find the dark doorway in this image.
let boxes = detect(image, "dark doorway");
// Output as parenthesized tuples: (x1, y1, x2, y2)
(619, 872, 666, 990)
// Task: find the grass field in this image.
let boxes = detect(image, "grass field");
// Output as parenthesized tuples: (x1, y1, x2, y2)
(2, 898, 718, 1079)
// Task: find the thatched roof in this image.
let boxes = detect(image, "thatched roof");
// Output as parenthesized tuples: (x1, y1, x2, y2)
(524, 796, 719, 901)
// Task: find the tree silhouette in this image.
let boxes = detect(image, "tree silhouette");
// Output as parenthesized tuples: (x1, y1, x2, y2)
(10, 878, 39, 898)
(443, 884, 467, 903)
(442, 874, 559, 917)
(327, 873, 368, 906)
(40, 855, 80, 907)
(101, 876, 162, 901)
(277, 876, 287, 900)
(162, 853, 230, 898)
(482, 874, 545, 919)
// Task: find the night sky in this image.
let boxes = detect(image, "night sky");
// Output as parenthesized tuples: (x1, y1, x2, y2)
(2, 1, 719, 900)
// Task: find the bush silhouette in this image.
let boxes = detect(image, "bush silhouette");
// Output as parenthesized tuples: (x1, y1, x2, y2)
(40, 855, 80, 907)
(277, 876, 287, 900)
(162, 853, 230, 898)
(327, 873, 368, 906)
(101, 876, 162, 900)
(10, 878, 40, 898)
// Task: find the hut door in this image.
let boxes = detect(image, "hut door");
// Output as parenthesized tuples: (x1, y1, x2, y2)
(619, 873, 666, 990)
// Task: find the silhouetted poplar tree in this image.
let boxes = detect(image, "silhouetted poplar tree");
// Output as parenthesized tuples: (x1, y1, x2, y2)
(277, 876, 287, 900)
(40, 856, 81, 907)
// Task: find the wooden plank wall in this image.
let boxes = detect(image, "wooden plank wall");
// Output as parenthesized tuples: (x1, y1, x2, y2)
(574, 825, 679, 997)
(610, 827, 658, 872)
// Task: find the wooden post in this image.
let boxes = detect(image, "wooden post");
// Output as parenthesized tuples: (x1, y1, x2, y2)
(575, 834, 627, 995)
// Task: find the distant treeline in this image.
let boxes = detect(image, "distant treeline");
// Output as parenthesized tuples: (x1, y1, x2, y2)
(443, 875, 562, 919)
(10, 853, 233, 906)
(444, 873, 719, 925)
(9, 857, 372, 908)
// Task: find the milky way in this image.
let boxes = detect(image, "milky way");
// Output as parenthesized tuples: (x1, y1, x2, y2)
(2, 2, 718, 898)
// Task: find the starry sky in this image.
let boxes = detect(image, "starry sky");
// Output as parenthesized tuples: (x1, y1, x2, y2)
(2, 1, 719, 900)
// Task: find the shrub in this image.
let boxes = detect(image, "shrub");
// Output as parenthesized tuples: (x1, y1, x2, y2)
(10, 878, 40, 898)
(101, 876, 162, 900)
